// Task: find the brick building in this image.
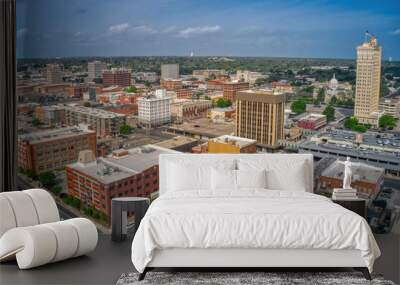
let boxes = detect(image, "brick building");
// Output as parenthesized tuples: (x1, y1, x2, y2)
(34, 105, 65, 126)
(171, 99, 212, 122)
(18, 126, 96, 174)
(160, 79, 182, 90)
(176, 88, 193, 99)
(64, 106, 126, 138)
(102, 68, 131, 87)
(297, 114, 327, 130)
(66, 146, 178, 220)
(318, 160, 384, 199)
(223, 82, 249, 102)
(68, 84, 88, 99)
(207, 80, 226, 91)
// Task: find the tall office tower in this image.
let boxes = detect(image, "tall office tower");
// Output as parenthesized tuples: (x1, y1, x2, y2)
(354, 33, 382, 126)
(102, 68, 131, 87)
(88, 61, 107, 81)
(161, 64, 179, 80)
(46, 63, 64, 84)
(236, 90, 285, 148)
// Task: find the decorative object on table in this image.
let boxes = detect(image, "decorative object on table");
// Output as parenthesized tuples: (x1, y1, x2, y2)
(332, 157, 361, 200)
(116, 271, 394, 285)
(338, 156, 355, 190)
(332, 198, 367, 218)
(332, 188, 358, 200)
(0, 189, 98, 269)
(111, 197, 150, 242)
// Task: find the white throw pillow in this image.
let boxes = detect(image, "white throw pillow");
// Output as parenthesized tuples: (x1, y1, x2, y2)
(236, 169, 267, 189)
(238, 158, 308, 192)
(167, 159, 236, 192)
(167, 162, 210, 191)
(211, 168, 237, 191)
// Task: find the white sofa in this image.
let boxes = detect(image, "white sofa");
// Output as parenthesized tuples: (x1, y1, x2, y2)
(0, 189, 98, 269)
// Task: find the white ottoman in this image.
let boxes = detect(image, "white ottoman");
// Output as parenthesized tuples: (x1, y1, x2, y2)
(0, 218, 98, 269)
(0, 189, 98, 269)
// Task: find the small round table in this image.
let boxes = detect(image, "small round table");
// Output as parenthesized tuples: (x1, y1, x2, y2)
(111, 197, 150, 242)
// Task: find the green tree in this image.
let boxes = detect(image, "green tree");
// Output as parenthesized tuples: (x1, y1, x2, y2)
(31, 118, 42, 126)
(216, 98, 232, 108)
(323, 105, 335, 122)
(330, 96, 338, 105)
(84, 207, 93, 217)
(344, 117, 358, 130)
(353, 124, 367, 133)
(71, 197, 81, 209)
(120, 124, 133, 135)
(123, 86, 138, 93)
(63, 195, 73, 205)
(52, 186, 62, 196)
(290, 99, 306, 114)
(25, 169, 37, 180)
(344, 117, 367, 133)
(38, 171, 56, 187)
(316, 88, 325, 103)
(379, 114, 396, 130)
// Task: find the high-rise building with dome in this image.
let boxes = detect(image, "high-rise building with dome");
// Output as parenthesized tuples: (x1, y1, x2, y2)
(354, 33, 382, 126)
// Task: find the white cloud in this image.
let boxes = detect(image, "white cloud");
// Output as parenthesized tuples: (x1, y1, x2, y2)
(162, 26, 177, 33)
(177, 25, 221, 38)
(109, 23, 130, 33)
(391, 28, 400, 35)
(17, 28, 28, 38)
(131, 25, 157, 34)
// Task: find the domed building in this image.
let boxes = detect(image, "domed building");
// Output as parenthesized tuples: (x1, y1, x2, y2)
(325, 74, 352, 104)
(329, 74, 338, 90)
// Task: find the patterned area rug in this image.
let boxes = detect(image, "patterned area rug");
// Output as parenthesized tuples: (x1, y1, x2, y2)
(117, 271, 395, 285)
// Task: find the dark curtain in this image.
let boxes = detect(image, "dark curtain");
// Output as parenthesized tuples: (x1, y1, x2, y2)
(0, 0, 17, 192)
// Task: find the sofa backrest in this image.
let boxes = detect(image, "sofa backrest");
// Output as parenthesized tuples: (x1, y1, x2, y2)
(159, 153, 313, 195)
(0, 189, 60, 237)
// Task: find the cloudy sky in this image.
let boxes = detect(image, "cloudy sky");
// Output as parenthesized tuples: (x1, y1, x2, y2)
(16, 0, 400, 59)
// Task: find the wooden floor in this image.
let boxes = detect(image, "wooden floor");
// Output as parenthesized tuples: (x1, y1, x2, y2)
(0, 234, 398, 285)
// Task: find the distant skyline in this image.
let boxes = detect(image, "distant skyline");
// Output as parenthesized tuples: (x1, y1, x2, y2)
(16, 0, 400, 60)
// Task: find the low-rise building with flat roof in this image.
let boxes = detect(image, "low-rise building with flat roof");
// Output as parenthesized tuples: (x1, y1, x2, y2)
(34, 105, 65, 126)
(379, 97, 400, 119)
(160, 79, 182, 90)
(66, 145, 178, 220)
(154, 136, 198, 152)
(297, 114, 327, 130)
(299, 130, 400, 177)
(318, 159, 384, 199)
(18, 126, 96, 174)
(64, 105, 126, 138)
(171, 99, 212, 122)
(223, 81, 250, 102)
(207, 135, 257, 153)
